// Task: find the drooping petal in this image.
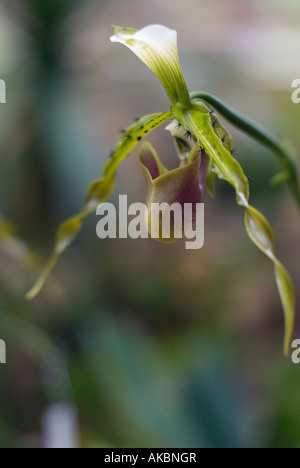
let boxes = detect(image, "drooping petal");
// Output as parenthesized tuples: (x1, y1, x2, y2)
(173, 104, 295, 356)
(26, 111, 172, 299)
(111, 25, 191, 108)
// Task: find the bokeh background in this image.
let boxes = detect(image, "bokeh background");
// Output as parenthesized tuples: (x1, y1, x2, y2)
(0, 0, 300, 448)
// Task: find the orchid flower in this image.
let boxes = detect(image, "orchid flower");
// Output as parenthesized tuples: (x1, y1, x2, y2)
(27, 24, 299, 356)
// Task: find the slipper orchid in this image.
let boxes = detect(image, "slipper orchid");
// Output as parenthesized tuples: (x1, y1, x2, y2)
(139, 139, 205, 246)
(27, 24, 300, 356)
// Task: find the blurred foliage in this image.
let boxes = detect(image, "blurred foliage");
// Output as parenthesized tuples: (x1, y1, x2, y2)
(0, 0, 300, 448)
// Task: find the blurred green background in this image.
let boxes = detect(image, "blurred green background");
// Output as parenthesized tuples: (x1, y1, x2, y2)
(0, 0, 300, 448)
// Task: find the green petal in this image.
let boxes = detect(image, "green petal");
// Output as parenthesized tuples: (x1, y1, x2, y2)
(245, 206, 295, 357)
(172, 103, 295, 356)
(191, 92, 300, 209)
(26, 111, 172, 300)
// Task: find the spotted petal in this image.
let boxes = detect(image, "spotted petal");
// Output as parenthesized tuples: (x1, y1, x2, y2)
(26, 111, 172, 299)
